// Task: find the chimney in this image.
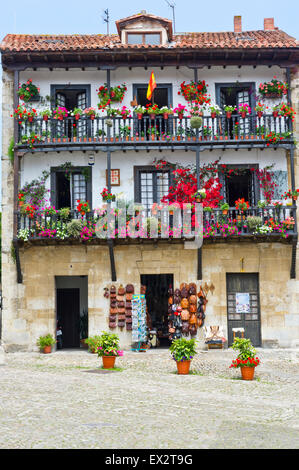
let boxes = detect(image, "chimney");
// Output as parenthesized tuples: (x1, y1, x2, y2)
(234, 16, 242, 33)
(264, 18, 275, 31)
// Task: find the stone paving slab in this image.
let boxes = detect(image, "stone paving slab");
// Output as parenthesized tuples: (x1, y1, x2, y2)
(0, 348, 298, 449)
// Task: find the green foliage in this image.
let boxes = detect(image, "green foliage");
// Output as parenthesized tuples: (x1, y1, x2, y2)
(169, 337, 198, 362)
(190, 116, 202, 129)
(84, 335, 102, 353)
(36, 334, 56, 348)
(96, 331, 121, 357)
(246, 216, 263, 232)
(66, 219, 83, 237)
(220, 203, 229, 210)
(59, 207, 71, 221)
(231, 337, 256, 361)
(8, 138, 14, 164)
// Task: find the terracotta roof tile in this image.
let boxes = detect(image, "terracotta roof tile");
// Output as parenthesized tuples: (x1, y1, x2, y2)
(0, 29, 297, 53)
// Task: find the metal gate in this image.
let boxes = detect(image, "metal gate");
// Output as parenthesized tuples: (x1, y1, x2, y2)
(226, 273, 261, 346)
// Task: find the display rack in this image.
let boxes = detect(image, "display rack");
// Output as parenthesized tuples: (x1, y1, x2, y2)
(131, 294, 148, 352)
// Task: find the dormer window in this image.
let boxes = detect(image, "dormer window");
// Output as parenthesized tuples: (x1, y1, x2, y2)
(126, 32, 161, 45)
(116, 11, 173, 46)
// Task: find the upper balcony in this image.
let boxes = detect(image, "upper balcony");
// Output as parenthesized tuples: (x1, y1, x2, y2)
(16, 113, 294, 153)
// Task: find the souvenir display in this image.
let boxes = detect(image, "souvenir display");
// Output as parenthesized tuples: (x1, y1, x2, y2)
(131, 294, 148, 351)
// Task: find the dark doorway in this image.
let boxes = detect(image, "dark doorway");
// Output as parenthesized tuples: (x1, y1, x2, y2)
(226, 170, 252, 207)
(226, 273, 261, 347)
(57, 288, 80, 348)
(141, 273, 173, 347)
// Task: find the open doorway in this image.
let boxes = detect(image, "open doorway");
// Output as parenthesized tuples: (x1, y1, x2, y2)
(55, 276, 88, 349)
(141, 273, 173, 347)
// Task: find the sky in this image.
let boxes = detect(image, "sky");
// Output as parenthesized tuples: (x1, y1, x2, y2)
(0, 0, 298, 201)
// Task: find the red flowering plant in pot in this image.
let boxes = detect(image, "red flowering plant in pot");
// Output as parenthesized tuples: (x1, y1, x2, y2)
(97, 83, 127, 109)
(76, 199, 90, 216)
(179, 80, 208, 102)
(235, 197, 249, 213)
(229, 337, 260, 380)
(258, 77, 288, 98)
(96, 331, 123, 369)
(238, 103, 251, 119)
(173, 104, 187, 120)
(17, 79, 40, 102)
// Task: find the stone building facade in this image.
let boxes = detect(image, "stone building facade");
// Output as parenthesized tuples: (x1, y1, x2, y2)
(1, 12, 299, 350)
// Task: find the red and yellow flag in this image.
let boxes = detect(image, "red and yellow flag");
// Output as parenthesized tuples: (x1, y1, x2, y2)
(147, 71, 157, 101)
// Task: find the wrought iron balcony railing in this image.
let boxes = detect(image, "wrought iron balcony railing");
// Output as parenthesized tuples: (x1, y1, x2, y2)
(16, 205, 297, 243)
(16, 114, 293, 149)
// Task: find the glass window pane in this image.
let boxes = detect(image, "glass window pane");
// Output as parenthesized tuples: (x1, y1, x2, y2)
(127, 34, 143, 44)
(145, 34, 161, 45)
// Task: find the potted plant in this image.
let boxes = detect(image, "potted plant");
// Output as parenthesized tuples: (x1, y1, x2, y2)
(160, 106, 173, 119)
(71, 107, 83, 120)
(18, 79, 40, 102)
(194, 188, 206, 202)
(83, 107, 97, 119)
(53, 107, 68, 120)
(220, 202, 229, 215)
(169, 337, 198, 375)
(258, 77, 288, 98)
(40, 109, 52, 121)
(173, 104, 187, 120)
(101, 187, 115, 202)
(119, 106, 131, 120)
(255, 102, 266, 118)
(277, 103, 296, 121)
(37, 334, 56, 354)
(134, 105, 147, 120)
(284, 189, 299, 201)
(96, 331, 123, 369)
(147, 126, 159, 141)
(146, 103, 160, 119)
(97, 83, 127, 109)
(76, 199, 90, 216)
(257, 200, 267, 209)
(229, 337, 260, 380)
(235, 197, 249, 213)
(85, 335, 102, 353)
(246, 215, 263, 232)
(224, 105, 236, 118)
(238, 103, 251, 118)
(190, 102, 204, 117)
(190, 116, 202, 129)
(106, 108, 120, 118)
(209, 104, 222, 118)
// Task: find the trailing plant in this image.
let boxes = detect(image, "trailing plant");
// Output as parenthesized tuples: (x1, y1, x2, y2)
(258, 77, 288, 97)
(66, 219, 84, 237)
(246, 216, 263, 232)
(178, 80, 210, 105)
(97, 83, 127, 109)
(18, 79, 40, 102)
(20, 171, 50, 208)
(8, 137, 14, 164)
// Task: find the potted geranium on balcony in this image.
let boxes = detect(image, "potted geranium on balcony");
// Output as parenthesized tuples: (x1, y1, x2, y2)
(71, 107, 83, 120)
(238, 103, 251, 118)
(160, 106, 173, 119)
(119, 106, 131, 120)
(235, 198, 249, 217)
(229, 337, 260, 380)
(255, 102, 266, 118)
(170, 337, 198, 375)
(96, 331, 123, 369)
(173, 104, 187, 120)
(134, 105, 147, 120)
(209, 104, 222, 118)
(101, 188, 116, 202)
(18, 79, 40, 102)
(76, 199, 90, 216)
(53, 107, 68, 120)
(83, 107, 97, 119)
(40, 109, 52, 121)
(258, 77, 288, 98)
(224, 105, 236, 118)
(284, 189, 299, 201)
(146, 103, 160, 119)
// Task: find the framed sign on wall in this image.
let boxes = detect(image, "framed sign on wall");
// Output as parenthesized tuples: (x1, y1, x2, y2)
(106, 169, 120, 186)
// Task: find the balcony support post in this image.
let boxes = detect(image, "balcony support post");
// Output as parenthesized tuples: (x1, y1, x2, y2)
(196, 146, 202, 280)
(13, 70, 19, 239)
(13, 240, 23, 284)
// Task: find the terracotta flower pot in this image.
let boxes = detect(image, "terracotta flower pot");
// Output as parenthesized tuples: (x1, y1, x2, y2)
(28, 117, 33, 122)
(257, 111, 263, 118)
(293, 196, 298, 201)
(102, 356, 116, 369)
(241, 112, 247, 118)
(43, 115, 49, 121)
(150, 114, 155, 120)
(273, 111, 279, 118)
(75, 114, 81, 120)
(43, 346, 52, 354)
(90, 115, 95, 120)
(176, 360, 191, 375)
(163, 113, 169, 120)
(137, 113, 143, 120)
(211, 112, 216, 118)
(226, 112, 232, 118)
(222, 210, 228, 215)
(178, 113, 183, 120)
(241, 366, 255, 380)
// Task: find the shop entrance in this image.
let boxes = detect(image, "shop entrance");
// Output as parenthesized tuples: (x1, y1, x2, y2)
(55, 276, 88, 349)
(141, 273, 173, 347)
(226, 273, 261, 347)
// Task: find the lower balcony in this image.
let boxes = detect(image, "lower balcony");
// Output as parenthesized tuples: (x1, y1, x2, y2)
(16, 205, 297, 245)
(16, 114, 294, 151)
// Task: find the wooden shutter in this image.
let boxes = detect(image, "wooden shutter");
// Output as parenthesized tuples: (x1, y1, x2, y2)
(237, 89, 250, 135)
(55, 93, 66, 137)
(77, 92, 87, 137)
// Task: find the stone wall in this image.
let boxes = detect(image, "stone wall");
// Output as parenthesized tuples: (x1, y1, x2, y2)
(2, 241, 298, 351)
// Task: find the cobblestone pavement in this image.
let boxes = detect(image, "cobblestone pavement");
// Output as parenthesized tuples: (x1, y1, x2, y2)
(0, 348, 299, 449)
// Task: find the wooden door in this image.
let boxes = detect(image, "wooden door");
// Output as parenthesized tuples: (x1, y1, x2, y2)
(226, 273, 261, 346)
(57, 288, 80, 348)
